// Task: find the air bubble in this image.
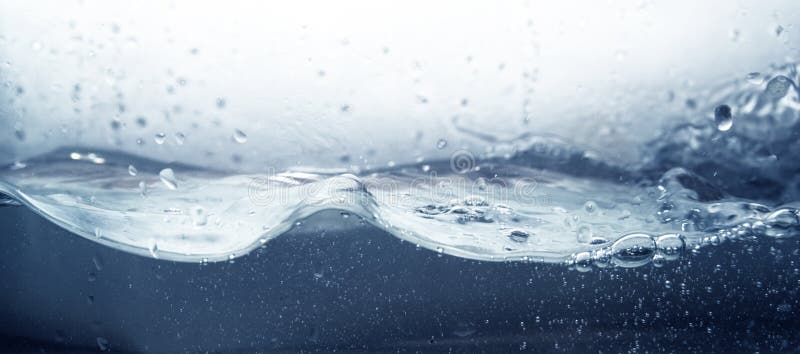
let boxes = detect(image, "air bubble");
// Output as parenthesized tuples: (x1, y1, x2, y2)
(610, 233, 656, 268)
(574, 252, 592, 272)
(159, 168, 178, 190)
(436, 139, 447, 149)
(128, 165, 137, 176)
(655, 233, 684, 261)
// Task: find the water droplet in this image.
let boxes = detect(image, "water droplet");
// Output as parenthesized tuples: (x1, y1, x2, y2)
(159, 168, 178, 190)
(148, 239, 159, 258)
(583, 201, 597, 213)
(610, 233, 656, 267)
(138, 181, 147, 196)
(128, 165, 137, 176)
(764, 75, 793, 100)
(746, 72, 763, 85)
(191, 206, 207, 227)
(175, 132, 185, 145)
(436, 139, 448, 149)
(154, 133, 166, 144)
(714, 105, 733, 131)
(507, 229, 530, 243)
(233, 129, 247, 143)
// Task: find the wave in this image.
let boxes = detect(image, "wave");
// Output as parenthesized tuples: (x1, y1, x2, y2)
(1, 64, 799, 269)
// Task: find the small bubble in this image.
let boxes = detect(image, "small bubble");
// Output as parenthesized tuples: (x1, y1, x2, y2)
(233, 129, 247, 143)
(159, 168, 178, 190)
(584, 201, 597, 213)
(774, 25, 784, 37)
(154, 133, 166, 144)
(128, 165, 138, 176)
(714, 104, 733, 131)
(436, 139, 448, 149)
(216, 97, 226, 108)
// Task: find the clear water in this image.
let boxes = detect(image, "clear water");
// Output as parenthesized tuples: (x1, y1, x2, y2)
(2, 63, 799, 269)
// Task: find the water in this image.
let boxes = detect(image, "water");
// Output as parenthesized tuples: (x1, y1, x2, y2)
(1, 63, 799, 269)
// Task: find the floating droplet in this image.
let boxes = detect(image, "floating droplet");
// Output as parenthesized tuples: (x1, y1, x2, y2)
(159, 168, 177, 190)
(128, 165, 137, 176)
(583, 201, 597, 213)
(233, 129, 247, 143)
(175, 132, 185, 145)
(507, 229, 530, 243)
(154, 133, 166, 144)
(191, 206, 208, 227)
(714, 104, 733, 131)
(138, 181, 147, 196)
(436, 139, 447, 149)
(148, 239, 159, 258)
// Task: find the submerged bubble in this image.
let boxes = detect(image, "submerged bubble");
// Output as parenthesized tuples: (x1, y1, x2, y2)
(610, 233, 656, 268)
(436, 139, 447, 149)
(159, 168, 178, 190)
(233, 129, 248, 143)
(128, 165, 137, 176)
(713, 105, 733, 131)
